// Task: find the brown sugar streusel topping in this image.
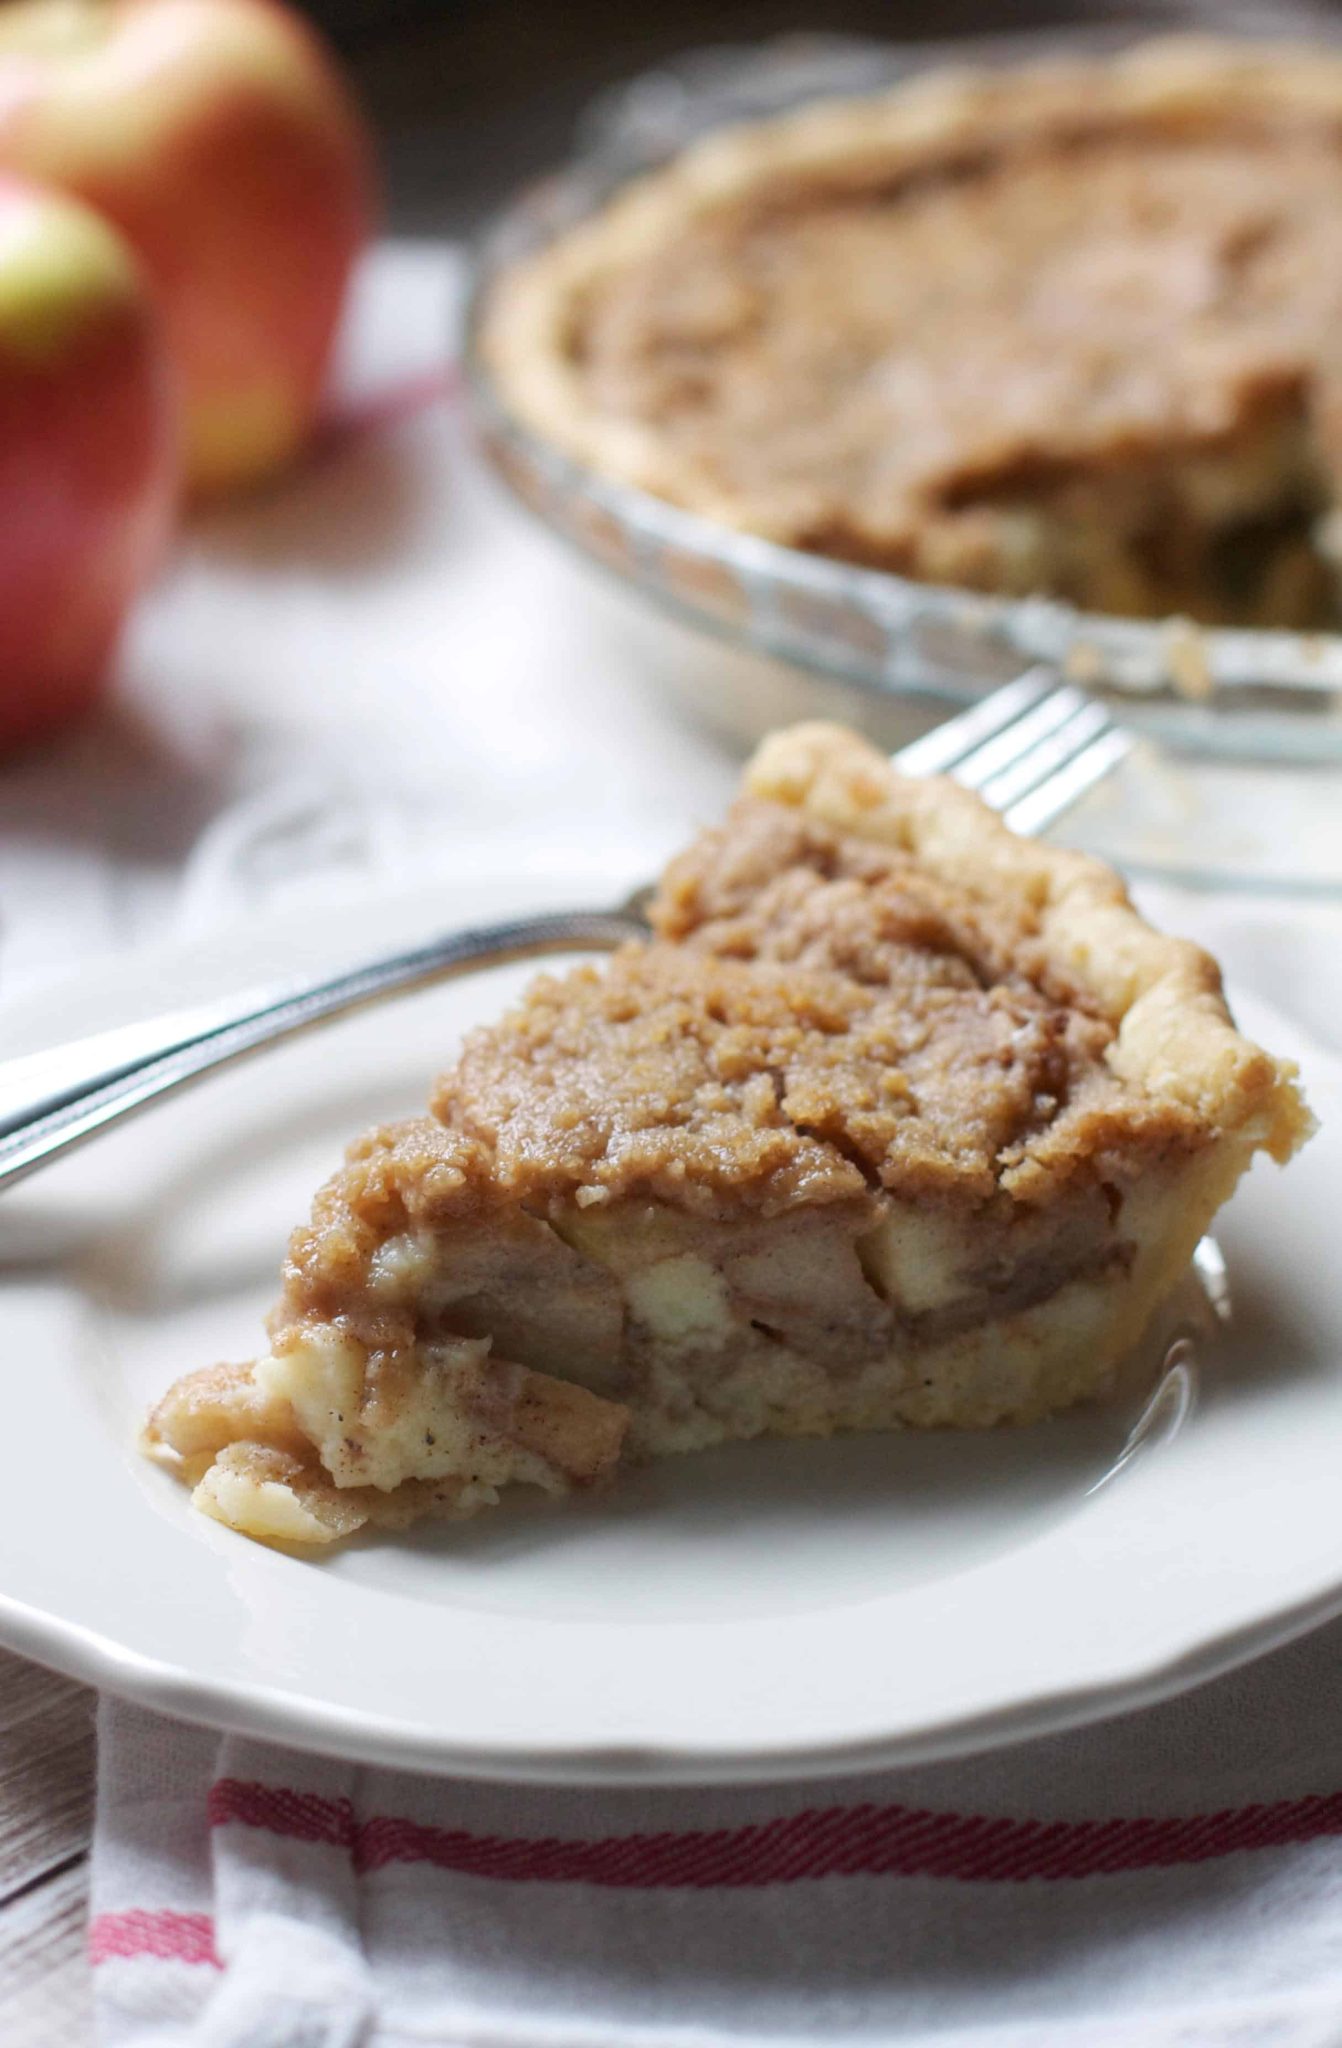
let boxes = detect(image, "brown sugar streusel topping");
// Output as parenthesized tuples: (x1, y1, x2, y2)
(278, 795, 1205, 1330)
(433, 799, 1202, 1213)
(570, 122, 1342, 576)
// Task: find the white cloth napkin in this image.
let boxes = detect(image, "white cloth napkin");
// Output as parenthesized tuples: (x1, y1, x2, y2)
(86, 1621, 1342, 2048)
(4, 241, 1342, 2048)
(0, 241, 741, 998)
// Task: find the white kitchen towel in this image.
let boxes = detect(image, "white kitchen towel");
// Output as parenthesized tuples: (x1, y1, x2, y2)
(3, 239, 1338, 2048)
(89, 1617, 1342, 2048)
(0, 238, 742, 1003)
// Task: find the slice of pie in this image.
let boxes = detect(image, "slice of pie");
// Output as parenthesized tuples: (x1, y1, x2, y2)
(145, 724, 1312, 1546)
(482, 37, 1342, 626)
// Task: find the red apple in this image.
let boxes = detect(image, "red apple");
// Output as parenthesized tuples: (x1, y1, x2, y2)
(0, 173, 176, 750)
(0, 0, 375, 496)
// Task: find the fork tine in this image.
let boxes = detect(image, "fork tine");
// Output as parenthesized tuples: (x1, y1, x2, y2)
(891, 665, 1055, 779)
(1003, 726, 1135, 838)
(947, 683, 1089, 795)
(892, 664, 1131, 838)
(978, 700, 1112, 812)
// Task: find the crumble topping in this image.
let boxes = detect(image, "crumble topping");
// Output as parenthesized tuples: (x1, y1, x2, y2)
(573, 135, 1342, 561)
(273, 730, 1307, 1343)
(436, 801, 1198, 1216)
(276, 774, 1226, 1357)
(487, 40, 1342, 623)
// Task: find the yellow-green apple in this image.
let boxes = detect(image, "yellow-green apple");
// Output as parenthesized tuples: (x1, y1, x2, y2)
(0, 173, 176, 750)
(0, 0, 375, 496)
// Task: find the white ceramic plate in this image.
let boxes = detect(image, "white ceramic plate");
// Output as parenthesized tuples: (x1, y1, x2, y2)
(0, 867, 1338, 1785)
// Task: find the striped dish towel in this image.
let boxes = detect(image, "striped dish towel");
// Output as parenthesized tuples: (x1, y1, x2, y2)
(91, 1617, 1342, 2048)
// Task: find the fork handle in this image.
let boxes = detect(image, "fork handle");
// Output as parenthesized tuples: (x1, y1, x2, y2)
(0, 909, 643, 1197)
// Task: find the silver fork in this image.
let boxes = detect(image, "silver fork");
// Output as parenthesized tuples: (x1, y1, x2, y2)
(0, 669, 1130, 1195)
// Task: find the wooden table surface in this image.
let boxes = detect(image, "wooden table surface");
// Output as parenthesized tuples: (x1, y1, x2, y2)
(0, 1652, 95, 2046)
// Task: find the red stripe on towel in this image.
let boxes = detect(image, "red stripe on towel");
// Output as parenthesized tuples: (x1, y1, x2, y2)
(206, 1779, 1342, 1887)
(89, 1909, 222, 1968)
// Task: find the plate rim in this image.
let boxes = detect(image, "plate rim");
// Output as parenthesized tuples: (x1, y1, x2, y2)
(4, 1565, 1342, 1786)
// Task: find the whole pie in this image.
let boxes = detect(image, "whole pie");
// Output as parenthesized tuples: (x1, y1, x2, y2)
(145, 724, 1311, 1545)
(482, 37, 1342, 626)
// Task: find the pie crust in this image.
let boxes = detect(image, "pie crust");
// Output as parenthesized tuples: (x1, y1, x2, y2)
(145, 724, 1312, 1544)
(482, 37, 1342, 625)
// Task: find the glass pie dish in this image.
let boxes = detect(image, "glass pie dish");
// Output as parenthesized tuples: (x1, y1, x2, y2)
(462, 32, 1342, 889)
